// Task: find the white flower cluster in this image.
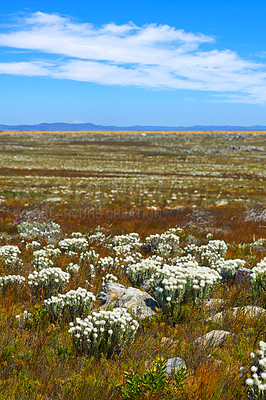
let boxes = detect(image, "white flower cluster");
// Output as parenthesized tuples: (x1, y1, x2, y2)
(15, 310, 33, 327)
(71, 232, 83, 238)
(0, 245, 23, 271)
(97, 256, 121, 272)
(44, 287, 95, 321)
(151, 261, 221, 312)
(33, 246, 61, 270)
(66, 263, 80, 276)
(252, 257, 266, 279)
(18, 221, 61, 240)
(102, 273, 118, 286)
(87, 230, 106, 245)
(25, 241, 41, 250)
(79, 249, 99, 265)
(0, 274, 25, 290)
(252, 238, 266, 248)
(211, 258, 245, 280)
(145, 228, 180, 257)
(122, 252, 143, 268)
(184, 240, 228, 267)
(112, 233, 142, 256)
(242, 341, 266, 396)
(126, 257, 163, 286)
(58, 237, 88, 252)
(28, 267, 70, 297)
(68, 308, 139, 356)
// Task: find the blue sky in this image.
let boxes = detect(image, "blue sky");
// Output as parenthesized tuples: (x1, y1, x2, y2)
(1, 0, 266, 126)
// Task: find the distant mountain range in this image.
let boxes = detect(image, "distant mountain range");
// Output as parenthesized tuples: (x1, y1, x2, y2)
(1, 122, 266, 131)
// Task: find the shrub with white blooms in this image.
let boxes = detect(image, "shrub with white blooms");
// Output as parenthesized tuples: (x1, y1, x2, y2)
(33, 246, 61, 270)
(145, 229, 181, 257)
(211, 258, 245, 280)
(102, 273, 118, 286)
(66, 263, 80, 276)
(252, 257, 266, 279)
(25, 241, 41, 250)
(111, 233, 142, 256)
(0, 245, 23, 271)
(197, 240, 228, 267)
(15, 310, 33, 328)
(97, 256, 121, 272)
(150, 261, 221, 313)
(79, 249, 99, 265)
(126, 257, 163, 286)
(251, 257, 266, 304)
(58, 237, 88, 252)
(28, 267, 70, 298)
(68, 308, 139, 357)
(44, 287, 95, 321)
(241, 340, 266, 399)
(0, 274, 25, 291)
(18, 221, 61, 240)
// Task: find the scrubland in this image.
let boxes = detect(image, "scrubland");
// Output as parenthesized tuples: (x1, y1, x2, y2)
(0, 131, 265, 399)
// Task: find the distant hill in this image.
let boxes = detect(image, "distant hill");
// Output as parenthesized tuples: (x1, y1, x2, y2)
(1, 122, 266, 131)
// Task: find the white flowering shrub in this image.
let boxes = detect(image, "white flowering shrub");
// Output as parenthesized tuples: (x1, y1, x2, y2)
(44, 287, 95, 321)
(252, 258, 266, 279)
(68, 308, 139, 357)
(71, 232, 83, 238)
(87, 229, 107, 245)
(66, 263, 80, 276)
(112, 233, 142, 256)
(126, 257, 162, 286)
(0, 274, 25, 291)
(251, 238, 266, 249)
(33, 246, 61, 270)
(145, 229, 180, 257)
(97, 256, 121, 272)
(241, 341, 266, 398)
(197, 240, 228, 267)
(251, 258, 266, 305)
(122, 252, 144, 268)
(18, 221, 61, 240)
(211, 258, 245, 280)
(0, 245, 23, 271)
(102, 273, 118, 286)
(58, 237, 88, 252)
(151, 261, 221, 313)
(79, 249, 99, 265)
(28, 267, 70, 298)
(25, 241, 41, 250)
(15, 310, 33, 328)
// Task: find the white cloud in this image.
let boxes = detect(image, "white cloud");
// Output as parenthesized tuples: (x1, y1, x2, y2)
(0, 12, 266, 102)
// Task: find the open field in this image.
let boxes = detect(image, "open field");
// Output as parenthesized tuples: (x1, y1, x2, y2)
(0, 131, 265, 399)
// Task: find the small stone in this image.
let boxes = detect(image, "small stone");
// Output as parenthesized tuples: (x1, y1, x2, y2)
(165, 357, 187, 377)
(206, 306, 266, 325)
(195, 330, 231, 348)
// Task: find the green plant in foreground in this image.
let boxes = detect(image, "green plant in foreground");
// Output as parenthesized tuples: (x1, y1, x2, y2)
(116, 356, 189, 399)
(252, 273, 266, 306)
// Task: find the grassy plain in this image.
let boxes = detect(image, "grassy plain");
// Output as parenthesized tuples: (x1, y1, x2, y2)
(0, 131, 265, 399)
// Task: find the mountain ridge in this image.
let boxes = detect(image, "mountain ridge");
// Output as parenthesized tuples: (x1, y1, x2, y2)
(1, 122, 266, 131)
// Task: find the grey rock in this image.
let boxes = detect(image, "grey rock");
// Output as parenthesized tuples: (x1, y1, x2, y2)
(165, 357, 187, 377)
(96, 282, 126, 305)
(206, 306, 266, 325)
(97, 283, 159, 319)
(195, 330, 231, 349)
(111, 287, 159, 319)
(235, 268, 252, 285)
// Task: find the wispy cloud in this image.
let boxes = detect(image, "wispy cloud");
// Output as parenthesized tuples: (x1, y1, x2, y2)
(0, 11, 266, 103)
